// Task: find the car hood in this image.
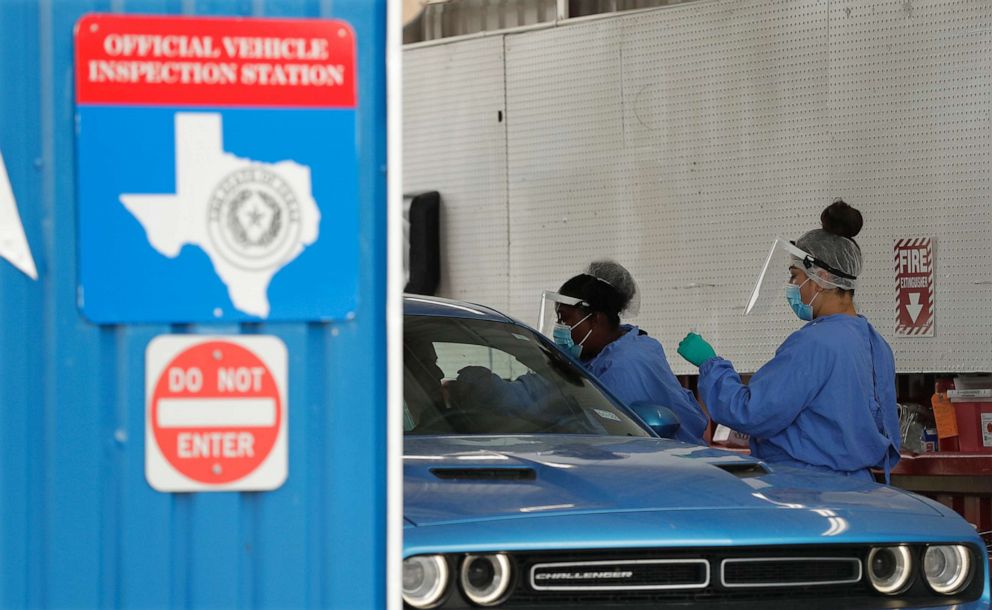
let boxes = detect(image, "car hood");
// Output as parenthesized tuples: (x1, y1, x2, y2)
(404, 436, 942, 527)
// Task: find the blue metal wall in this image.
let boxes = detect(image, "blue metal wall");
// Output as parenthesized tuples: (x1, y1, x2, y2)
(0, 1, 387, 608)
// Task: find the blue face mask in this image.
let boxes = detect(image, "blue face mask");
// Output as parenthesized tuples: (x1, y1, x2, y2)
(553, 313, 592, 358)
(785, 279, 818, 321)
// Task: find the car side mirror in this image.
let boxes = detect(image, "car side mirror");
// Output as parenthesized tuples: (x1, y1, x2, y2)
(628, 403, 681, 438)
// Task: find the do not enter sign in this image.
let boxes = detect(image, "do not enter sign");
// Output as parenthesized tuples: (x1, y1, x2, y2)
(146, 335, 287, 492)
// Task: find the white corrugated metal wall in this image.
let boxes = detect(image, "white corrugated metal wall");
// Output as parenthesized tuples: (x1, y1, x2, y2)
(404, 37, 510, 311)
(403, 0, 992, 374)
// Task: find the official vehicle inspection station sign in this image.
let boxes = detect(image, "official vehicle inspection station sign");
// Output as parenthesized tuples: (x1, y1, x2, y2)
(895, 238, 935, 337)
(146, 335, 287, 492)
(75, 15, 359, 322)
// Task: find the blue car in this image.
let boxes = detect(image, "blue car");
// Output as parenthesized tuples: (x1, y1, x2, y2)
(402, 296, 989, 609)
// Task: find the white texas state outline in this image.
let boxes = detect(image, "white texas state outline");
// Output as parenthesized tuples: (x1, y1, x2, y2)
(120, 113, 320, 318)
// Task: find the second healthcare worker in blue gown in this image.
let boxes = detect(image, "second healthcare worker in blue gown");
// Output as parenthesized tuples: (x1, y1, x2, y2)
(551, 261, 708, 445)
(677, 201, 901, 481)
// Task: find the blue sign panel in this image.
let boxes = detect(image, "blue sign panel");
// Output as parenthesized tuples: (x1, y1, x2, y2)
(75, 15, 359, 323)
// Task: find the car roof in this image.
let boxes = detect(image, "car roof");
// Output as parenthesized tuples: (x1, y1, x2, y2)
(402, 294, 514, 323)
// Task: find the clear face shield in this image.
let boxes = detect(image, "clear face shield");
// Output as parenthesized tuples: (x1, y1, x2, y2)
(537, 291, 589, 336)
(744, 238, 816, 315)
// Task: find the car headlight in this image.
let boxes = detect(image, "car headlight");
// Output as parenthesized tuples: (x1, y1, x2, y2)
(924, 545, 972, 595)
(403, 555, 449, 609)
(460, 553, 512, 606)
(867, 546, 913, 595)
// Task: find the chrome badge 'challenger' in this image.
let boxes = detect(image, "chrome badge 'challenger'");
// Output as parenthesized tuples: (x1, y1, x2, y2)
(531, 560, 709, 591)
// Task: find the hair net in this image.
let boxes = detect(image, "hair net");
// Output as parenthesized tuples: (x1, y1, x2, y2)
(794, 229, 862, 291)
(586, 260, 641, 317)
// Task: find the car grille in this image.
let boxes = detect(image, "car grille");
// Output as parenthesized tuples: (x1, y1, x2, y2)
(423, 545, 942, 609)
(531, 559, 709, 591)
(422, 545, 985, 609)
(721, 557, 862, 587)
(505, 548, 874, 606)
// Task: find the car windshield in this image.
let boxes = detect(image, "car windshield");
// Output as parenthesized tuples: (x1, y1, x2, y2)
(404, 315, 651, 437)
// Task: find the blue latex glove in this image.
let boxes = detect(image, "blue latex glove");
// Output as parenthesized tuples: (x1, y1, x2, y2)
(678, 332, 717, 367)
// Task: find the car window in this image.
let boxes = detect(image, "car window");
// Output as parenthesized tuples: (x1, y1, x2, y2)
(404, 315, 650, 437)
(434, 341, 531, 381)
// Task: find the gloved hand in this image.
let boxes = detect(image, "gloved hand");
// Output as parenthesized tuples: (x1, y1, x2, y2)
(678, 332, 717, 367)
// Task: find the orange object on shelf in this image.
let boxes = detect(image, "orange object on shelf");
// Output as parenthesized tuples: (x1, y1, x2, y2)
(931, 391, 959, 439)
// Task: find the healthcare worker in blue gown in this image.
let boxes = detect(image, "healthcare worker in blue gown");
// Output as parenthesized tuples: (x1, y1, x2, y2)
(677, 201, 900, 481)
(551, 261, 709, 445)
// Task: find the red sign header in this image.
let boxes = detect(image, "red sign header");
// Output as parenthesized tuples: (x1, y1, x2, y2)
(75, 14, 356, 108)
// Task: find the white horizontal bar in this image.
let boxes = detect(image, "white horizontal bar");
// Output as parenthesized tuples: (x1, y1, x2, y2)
(157, 398, 276, 428)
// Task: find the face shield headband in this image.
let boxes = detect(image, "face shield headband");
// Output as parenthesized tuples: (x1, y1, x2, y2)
(745, 238, 861, 316)
(789, 240, 858, 283)
(538, 290, 590, 335)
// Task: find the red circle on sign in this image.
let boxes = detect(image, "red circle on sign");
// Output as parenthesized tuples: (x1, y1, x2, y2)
(151, 341, 281, 484)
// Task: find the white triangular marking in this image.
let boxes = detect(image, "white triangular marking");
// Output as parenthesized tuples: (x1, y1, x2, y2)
(0, 149, 38, 280)
(906, 292, 924, 323)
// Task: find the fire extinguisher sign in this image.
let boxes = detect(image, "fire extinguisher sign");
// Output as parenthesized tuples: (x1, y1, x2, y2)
(894, 238, 934, 337)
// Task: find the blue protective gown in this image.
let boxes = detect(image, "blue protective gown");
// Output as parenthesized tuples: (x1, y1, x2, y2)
(583, 325, 708, 445)
(698, 314, 901, 481)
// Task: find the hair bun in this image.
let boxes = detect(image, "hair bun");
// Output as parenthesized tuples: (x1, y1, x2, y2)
(821, 199, 863, 239)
